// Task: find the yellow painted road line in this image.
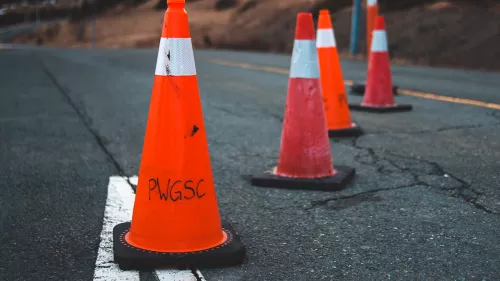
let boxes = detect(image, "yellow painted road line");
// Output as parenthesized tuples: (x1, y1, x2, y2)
(200, 57, 500, 110)
(397, 89, 500, 110)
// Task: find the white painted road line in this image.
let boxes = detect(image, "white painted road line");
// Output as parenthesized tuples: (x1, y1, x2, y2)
(93, 176, 138, 281)
(194, 270, 206, 281)
(93, 176, 205, 281)
(155, 269, 198, 281)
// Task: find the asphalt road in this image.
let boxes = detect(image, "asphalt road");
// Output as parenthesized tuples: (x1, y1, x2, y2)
(1, 45, 499, 281)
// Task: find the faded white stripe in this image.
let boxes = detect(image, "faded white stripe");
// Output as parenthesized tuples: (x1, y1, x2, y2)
(367, 0, 377, 6)
(290, 40, 320, 78)
(194, 269, 207, 281)
(156, 270, 198, 281)
(316, 29, 336, 48)
(93, 176, 205, 281)
(128, 175, 138, 186)
(370, 30, 388, 52)
(155, 38, 197, 76)
(93, 176, 139, 281)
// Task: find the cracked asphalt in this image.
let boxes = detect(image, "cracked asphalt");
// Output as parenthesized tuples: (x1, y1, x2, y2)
(0, 46, 499, 281)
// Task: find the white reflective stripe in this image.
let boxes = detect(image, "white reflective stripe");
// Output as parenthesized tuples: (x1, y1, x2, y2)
(290, 40, 320, 78)
(370, 30, 388, 52)
(367, 0, 377, 6)
(316, 29, 336, 48)
(155, 37, 197, 76)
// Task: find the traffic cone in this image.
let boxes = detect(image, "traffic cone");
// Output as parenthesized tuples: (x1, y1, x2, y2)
(351, 2, 398, 96)
(316, 9, 363, 138)
(349, 16, 412, 112)
(113, 0, 245, 270)
(251, 13, 355, 191)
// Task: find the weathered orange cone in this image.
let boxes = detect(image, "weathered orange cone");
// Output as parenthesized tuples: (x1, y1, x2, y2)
(316, 9, 363, 138)
(113, 0, 245, 270)
(351, 2, 398, 96)
(349, 16, 412, 112)
(251, 13, 355, 191)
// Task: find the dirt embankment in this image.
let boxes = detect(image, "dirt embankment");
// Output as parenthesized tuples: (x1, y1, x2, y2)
(10, 0, 500, 71)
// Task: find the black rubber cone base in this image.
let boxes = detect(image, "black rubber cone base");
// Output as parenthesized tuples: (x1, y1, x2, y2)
(350, 82, 399, 95)
(328, 123, 364, 138)
(348, 103, 413, 113)
(113, 220, 246, 271)
(251, 165, 355, 191)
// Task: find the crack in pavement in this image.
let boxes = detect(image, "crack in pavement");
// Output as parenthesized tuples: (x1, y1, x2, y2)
(38, 57, 136, 191)
(306, 184, 421, 211)
(338, 133, 499, 215)
(311, 134, 498, 215)
(382, 151, 496, 215)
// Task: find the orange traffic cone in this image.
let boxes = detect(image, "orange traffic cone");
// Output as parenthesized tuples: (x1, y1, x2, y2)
(351, 2, 398, 96)
(349, 16, 412, 112)
(113, 0, 245, 270)
(316, 9, 363, 138)
(251, 13, 355, 191)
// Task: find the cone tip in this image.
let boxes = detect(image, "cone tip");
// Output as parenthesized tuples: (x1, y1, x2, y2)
(297, 12, 313, 21)
(318, 9, 332, 29)
(375, 15, 385, 30)
(295, 13, 315, 40)
(167, 0, 185, 3)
